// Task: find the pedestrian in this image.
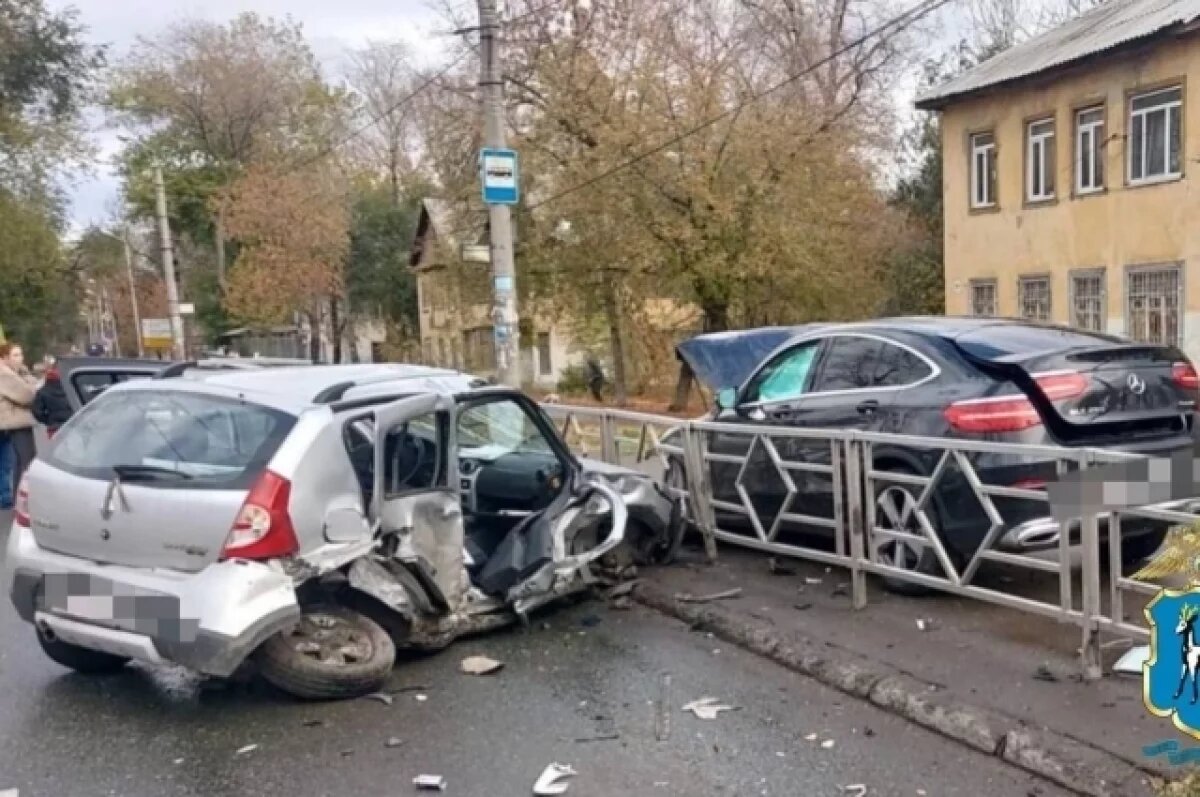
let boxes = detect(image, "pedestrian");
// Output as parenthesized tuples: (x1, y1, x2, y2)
(0, 343, 38, 497)
(586, 356, 606, 402)
(32, 363, 72, 438)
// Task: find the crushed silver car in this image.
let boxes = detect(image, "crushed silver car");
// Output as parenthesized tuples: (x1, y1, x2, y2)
(3, 364, 683, 699)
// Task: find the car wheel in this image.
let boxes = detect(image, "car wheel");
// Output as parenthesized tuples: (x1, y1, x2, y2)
(1119, 524, 1169, 572)
(256, 606, 396, 700)
(37, 627, 129, 674)
(872, 474, 958, 597)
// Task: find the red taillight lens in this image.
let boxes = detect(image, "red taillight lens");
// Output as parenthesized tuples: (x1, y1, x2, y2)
(1173, 362, 1199, 390)
(14, 475, 30, 528)
(1033, 371, 1089, 401)
(220, 470, 298, 561)
(944, 395, 1042, 433)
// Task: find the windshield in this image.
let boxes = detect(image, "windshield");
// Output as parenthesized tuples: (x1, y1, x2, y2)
(46, 389, 295, 489)
(456, 397, 554, 460)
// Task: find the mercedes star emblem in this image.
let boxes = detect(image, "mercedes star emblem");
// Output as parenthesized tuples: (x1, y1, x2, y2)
(1127, 373, 1146, 395)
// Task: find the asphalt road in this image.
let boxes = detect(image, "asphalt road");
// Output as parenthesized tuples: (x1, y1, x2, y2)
(0, 548, 1064, 797)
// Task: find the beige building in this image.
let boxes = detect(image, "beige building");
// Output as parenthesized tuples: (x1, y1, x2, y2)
(917, 0, 1200, 361)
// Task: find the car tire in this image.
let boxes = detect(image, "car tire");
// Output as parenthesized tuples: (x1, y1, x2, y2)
(872, 468, 959, 597)
(255, 606, 396, 700)
(1119, 524, 1169, 571)
(37, 628, 129, 674)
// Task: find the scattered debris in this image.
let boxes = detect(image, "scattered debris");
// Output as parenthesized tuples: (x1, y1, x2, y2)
(301, 719, 324, 728)
(775, 752, 786, 758)
(0, 790, 18, 797)
(655, 674, 672, 741)
(831, 583, 850, 597)
(915, 618, 934, 632)
(675, 588, 743, 604)
(622, 565, 638, 579)
(416, 694, 429, 702)
(804, 733, 819, 742)
(461, 655, 505, 676)
(607, 581, 639, 599)
(533, 763, 578, 796)
(173, 758, 185, 765)
(768, 557, 796, 576)
(580, 614, 603, 628)
(794, 602, 813, 611)
(388, 685, 429, 694)
(843, 786, 867, 796)
(340, 749, 354, 757)
(1114, 644, 1149, 676)
(611, 596, 633, 611)
(235, 744, 258, 756)
(363, 691, 394, 706)
(805, 577, 823, 586)
(863, 726, 875, 738)
(821, 739, 836, 749)
(682, 697, 738, 720)
(385, 737, 404, 749)
(574, 732, 620, 743)
(1033, 664, 1059, 683)
(413, 774, 447, 791)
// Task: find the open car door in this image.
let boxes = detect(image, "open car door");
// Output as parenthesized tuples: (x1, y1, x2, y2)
(369, 393, 466, 613)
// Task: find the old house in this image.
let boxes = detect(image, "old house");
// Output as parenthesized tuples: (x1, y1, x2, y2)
(917, 0, 1200, 360)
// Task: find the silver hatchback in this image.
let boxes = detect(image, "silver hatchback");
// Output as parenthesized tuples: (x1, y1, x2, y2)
(4, 364, 681, 698)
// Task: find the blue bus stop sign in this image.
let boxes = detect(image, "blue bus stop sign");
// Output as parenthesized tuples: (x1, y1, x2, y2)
(480, 148, 519, 205)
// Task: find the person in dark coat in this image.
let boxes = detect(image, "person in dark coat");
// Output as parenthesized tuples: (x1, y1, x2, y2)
(32, 366, 73, 437)
(585, 356, 606, 402)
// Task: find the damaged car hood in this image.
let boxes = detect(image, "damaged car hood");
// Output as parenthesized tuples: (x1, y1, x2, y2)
(675, 325, 826, 392)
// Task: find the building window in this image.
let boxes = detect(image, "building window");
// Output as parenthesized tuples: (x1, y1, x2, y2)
(1018, 276, 1051, 321)
(970, 279, 997, 316)
(462, 326, 496, 372)
(970, 132, 997, 208)
(1075, 107, 1104, 194)
(537, 332, 552, 376)
(1070, 270, 1105, 332)
(1026, 118, 1056, 202)
(1127, 265, 1181, 345)
(1129, 86, 1182, 184)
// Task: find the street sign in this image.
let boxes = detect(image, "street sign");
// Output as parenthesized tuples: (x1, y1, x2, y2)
(461, 244, 491, 264)
(480, 148, 519, 205)
(141, 318, 172, 350)
(178, 303, 195, 315)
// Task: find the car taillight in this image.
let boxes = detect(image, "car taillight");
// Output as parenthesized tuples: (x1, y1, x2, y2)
(14, 475, 30, 528)
(944, 395, 1042, 433)
(1033, 371, 1089, 401)
(220, 470, 298, 561)
(1173, 362, 1199, 390)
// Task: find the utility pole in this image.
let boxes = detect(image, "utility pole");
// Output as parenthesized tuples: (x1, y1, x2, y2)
(476, 0, 521, 386)
(122, 228, 144, 358)
(152, 166, 186, 360)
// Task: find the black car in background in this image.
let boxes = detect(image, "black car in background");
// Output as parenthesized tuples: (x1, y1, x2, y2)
(674, 317, 1200, 593)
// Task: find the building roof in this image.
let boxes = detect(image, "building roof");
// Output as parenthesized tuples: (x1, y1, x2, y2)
(916, 0, 1200, 109)
(408, 197, 487, 269)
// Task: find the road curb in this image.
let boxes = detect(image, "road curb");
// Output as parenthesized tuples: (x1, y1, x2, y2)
(634, 580, 1157, 797)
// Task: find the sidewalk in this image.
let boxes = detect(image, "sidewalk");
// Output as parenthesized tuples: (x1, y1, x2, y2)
(636, 546, 1170, 796)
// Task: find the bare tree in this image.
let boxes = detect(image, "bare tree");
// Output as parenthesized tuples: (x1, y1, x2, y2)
(346, 41, 422, 205)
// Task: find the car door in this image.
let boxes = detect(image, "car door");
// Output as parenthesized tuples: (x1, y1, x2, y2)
(371, 393, 466, 612)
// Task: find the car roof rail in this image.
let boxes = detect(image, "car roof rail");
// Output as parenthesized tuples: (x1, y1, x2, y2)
(311, 368, 473, 404)
(153, 361, 197, 379)
(153, 359, 264, 380)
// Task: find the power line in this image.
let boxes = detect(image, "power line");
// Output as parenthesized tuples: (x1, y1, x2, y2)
(525, 0, 956, 211)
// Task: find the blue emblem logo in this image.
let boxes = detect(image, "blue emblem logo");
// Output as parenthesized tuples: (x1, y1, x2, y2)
(1145, 589, 1200, 739)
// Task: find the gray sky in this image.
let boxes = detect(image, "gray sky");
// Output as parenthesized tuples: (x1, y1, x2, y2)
(52, 0, 457, 232)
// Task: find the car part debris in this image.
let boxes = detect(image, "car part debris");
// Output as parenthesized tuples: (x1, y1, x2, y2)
(385, 737, 404, 748)
(804, 733, 818, 741)
(655, 674, 672, 741)
(363, 691, 395, 705)
(235, 744, 258, 756)
(413, 774, 447, 791)
(843, 785, 867, 796)
(302, 719, 324, 727)
(675, 588, 742, 604)
(574, 732, 620, 743)
(1033, 664, 1059, 683)
(606, 580, 638, 599)
(682, 697, 737, 720)
(794, 602, 813, 611)
(915, 618, 934, 631)
(611, 596, 633, 611)
(821, 739, 836, 749)
(416, 693, 429, 702)
(533, 763, 577, 795)
(1114, 644, 1149, 676)
(461, 655, 504, 675)
(805, 577, 823, 585)
(767, 557, 795, 576)
(0, 789, 18, 797)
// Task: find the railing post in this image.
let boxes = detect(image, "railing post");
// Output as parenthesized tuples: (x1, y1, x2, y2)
(600, 413, 618, 464)
(846, 438, 868, 611)
(1079, 451, 1104, 681)
(684, 424, 719, 563)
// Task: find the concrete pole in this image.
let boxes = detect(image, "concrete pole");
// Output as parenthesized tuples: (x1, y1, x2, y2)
(122, 228, 144, 358)
(477, 0, 521, 386)
(152, 166, 187, 360)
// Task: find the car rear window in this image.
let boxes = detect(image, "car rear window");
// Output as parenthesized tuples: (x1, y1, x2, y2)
(954, 324, 1123, 361)
(46, 389, 295, 489)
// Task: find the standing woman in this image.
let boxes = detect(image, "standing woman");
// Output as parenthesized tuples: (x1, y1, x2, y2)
(0, 343, 38, 496)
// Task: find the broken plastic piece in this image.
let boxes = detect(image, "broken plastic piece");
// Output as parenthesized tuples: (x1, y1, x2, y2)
(843, 785, 866, 796)
(363, 691, 394, 705)
(1114, 644, 1149, 676)
(821, 739, 836, 749)
(461, 655, 504, 676)
(533, 763, 577, 796)
(235, 744, 258, 756)
(675, 588, 742, 604)
(414, 774, 447, 791)
(682, 696, 736, 720)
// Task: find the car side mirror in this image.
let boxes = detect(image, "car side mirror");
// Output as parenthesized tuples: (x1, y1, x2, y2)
(716, 387, 737, 411)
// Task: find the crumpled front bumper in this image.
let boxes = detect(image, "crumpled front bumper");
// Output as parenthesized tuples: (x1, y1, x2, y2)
(5, 523, 301, 677)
